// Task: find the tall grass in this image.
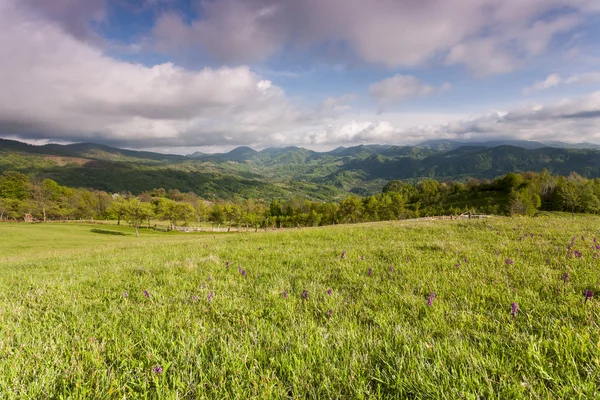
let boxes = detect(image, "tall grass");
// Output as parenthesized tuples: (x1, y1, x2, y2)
(0, 215, 599, 398)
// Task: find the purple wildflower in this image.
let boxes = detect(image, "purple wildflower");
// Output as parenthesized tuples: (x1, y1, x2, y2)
(454, 263, 460, 268)
(191, 295, 199, 302)
(427, 292, 436, 307)
(225, 261, 230, 268)
(368, 267, 373, 276)
(152, 365, 163, 374)
(282, 291, 288, 298)
(511, 302, 519, 318)
(574, 250, 583, 258)
(505, 259, 514, 265)
(301, 289, 309, 300)
(207, 291, 214, 303)
(122, 291, 128, 298)
(561, 272, 569, 283)
(594, 237, 597, 243)
(143, 289, 151, 298)
(327, 289, 332, 295)
(389, 265, 394, 272)
(340, 250, 346, 260)
(584, 290, 594, 303)
(240, 269, 246, 277)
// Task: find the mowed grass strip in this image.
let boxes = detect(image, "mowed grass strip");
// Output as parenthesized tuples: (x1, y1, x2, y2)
(0, 216, 599, 398)
(0, 223, 224, 261)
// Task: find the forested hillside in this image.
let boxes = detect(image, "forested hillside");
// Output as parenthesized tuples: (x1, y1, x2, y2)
(1, 167, 598, 230)
(3, 138, 600, 200)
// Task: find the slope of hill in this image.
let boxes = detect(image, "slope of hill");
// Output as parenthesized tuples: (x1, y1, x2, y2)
(0, 138, 186, 163)
(3, 137, 600, 198)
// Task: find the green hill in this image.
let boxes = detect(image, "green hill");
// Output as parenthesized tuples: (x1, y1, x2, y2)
(3, 138, 600, 199)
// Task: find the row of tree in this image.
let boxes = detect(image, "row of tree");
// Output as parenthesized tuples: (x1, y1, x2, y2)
(1, 170, 599, 232)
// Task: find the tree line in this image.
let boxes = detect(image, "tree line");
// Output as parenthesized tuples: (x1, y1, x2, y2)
(1, 170, 599, 234)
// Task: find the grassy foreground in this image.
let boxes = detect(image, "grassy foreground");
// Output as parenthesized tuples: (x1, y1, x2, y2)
(0, 216, 599, 398)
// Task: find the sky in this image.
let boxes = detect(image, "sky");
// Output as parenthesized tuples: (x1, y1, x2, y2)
(1, 0, 600, 153)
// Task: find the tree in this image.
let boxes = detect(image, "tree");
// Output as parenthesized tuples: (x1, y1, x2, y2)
(223, 204, 241, 232)
(383, 180, 418, 202)
(31, 179, 61, 221)
(0, 171, 31, 200)
(579, 183, 600, 214)
(194, 200, 209, 225)
(125, 199, 154, 237)
(362, 196, 379, 221)
(338, 196, 364, 223)
(497, 173, 524, 193)
(509, 183, 541, 216)
(95, 191, 113, 219)
(208, 204, 225, 230)
(538, 168, 556, 203)
(415, 179, 441, 207)
(0, 198, 16, 221)
(556, 179, 582, 219)
(158, 199, 195, 230)
(378, 192, 406, 220)
(318, 202, 339, 225)
(509, 190, 540, 216)
(107, 196, 128, 225)
(307, 209, 322, 227)
(158, 199, 179, 230)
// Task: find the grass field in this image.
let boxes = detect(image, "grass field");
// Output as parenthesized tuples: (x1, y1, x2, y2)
(0, 215, 599, 398)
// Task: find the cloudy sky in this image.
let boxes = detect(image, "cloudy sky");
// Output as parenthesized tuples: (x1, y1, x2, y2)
(1, 0, 600, 153)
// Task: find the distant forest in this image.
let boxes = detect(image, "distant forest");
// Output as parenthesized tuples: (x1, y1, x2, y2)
(0, 169, 597, 229)
(4, 137, 600, 201)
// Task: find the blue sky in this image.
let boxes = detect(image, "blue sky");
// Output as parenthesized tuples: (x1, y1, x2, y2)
(1, 0, 600, 153)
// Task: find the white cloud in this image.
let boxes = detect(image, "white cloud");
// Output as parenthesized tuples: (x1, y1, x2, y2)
(524, 71, 600, 94)
(369, 75, 450, 103)
(445, 38, 519, 77)
(0, 0, 307, 148)
(320, 94, 357, 114)
(523, 73, 564, 94)
(2, 0, 600, 151)
(153, 1, 286, 63)
(566, 72, 600, 84)
(151, 0, 599, 75)
(286, 92, 600, 147)
(18, 0, 106, 43)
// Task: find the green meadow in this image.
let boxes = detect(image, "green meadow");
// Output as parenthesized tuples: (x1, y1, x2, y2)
(0, 215, 599, 398)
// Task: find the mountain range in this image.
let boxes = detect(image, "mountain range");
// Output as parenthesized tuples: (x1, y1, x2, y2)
(2, 137, 600, 200)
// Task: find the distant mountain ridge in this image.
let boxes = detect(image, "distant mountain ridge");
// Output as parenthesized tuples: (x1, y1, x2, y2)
(415, 139, 600, 151)
(0, 138, 187, 163)
(3, 137, 600, 162)
(3, 137, 600, 199)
